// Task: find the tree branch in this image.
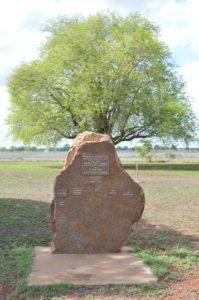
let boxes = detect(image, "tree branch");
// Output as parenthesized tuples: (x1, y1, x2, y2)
(46, 87, 78, 127)
(113, 125, 156, 144)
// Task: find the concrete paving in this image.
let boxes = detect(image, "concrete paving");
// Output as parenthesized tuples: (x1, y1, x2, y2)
(28, 247, 157, 286)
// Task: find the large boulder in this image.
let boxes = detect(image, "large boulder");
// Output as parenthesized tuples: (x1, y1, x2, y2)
(49, 131, 145, 253)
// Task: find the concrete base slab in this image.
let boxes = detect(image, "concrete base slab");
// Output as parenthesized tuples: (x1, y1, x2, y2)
(28, 247, 157, 286)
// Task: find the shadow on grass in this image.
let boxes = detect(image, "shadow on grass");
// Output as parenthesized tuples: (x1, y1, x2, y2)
(133, 219, 199, 250)
(131, 219, 199, 280)
(0, 198, 52, 247)
(0, 198, 52, 299)
(0, 198, 198, 299)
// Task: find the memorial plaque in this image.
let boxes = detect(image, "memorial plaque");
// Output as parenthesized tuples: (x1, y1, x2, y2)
(82, 153, 109, 175)
(49, 131, 145, 254)
(55, 190, 67, 197)
(71, 187, 83, 196)
(56, 199, 67, 208)
(123, 191, 135, 197)
(87, 176, 102, 184)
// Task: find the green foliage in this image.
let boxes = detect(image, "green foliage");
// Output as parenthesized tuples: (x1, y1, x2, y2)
(132, 236, 199, 277)
(171, 144, 177, 151)
(166, 151, 177, 160)
(0, 198, 51, 299)
(7, 12, 195, 145)
(135, 139, 153, 161)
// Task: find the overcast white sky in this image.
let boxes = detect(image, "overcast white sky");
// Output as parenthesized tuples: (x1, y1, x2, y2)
(0, 0, 199, 147)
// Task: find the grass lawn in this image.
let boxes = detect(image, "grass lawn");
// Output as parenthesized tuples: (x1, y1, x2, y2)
(0, 161, 198, 300)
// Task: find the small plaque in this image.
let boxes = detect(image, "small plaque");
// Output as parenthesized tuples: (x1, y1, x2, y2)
(87, 176, 102, 184)
(82, 153, 109, 175)
(71, 188, 82, 196)
(56, 199, 67, 208)
(123, 191, 134, 197)
(56, 190, 67, 197)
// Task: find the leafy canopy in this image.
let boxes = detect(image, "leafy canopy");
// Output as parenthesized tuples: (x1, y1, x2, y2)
(7, 12, 195, 145)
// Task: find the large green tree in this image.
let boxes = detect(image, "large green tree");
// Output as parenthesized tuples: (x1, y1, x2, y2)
(7, 12, 195, 144)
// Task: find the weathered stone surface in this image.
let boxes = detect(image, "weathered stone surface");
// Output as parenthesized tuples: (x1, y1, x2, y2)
(49, 131, 145, 254)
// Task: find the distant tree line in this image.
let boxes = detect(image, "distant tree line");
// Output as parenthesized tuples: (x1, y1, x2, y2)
(0, 144, 198, 152)
(116, 145, 199, 151)
(0, 144, 70, 152)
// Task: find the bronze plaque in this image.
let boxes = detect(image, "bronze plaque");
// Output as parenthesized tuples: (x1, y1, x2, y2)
(82, 153, 109, 175)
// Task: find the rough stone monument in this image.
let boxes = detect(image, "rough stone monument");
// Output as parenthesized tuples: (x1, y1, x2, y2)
(49, 131, 145, 254)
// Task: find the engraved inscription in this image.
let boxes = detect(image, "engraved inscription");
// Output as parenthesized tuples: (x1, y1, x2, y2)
(82, 153, 109, 175)
(123, 191, 134, 197)
(71, 187, 82, 196)
(56, 199, 67, 208)
(87, 176, 102, 184)
(56, 190, 67, 197)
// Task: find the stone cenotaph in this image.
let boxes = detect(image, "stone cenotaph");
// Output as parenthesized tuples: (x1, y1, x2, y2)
(49, 131, 145, 254)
